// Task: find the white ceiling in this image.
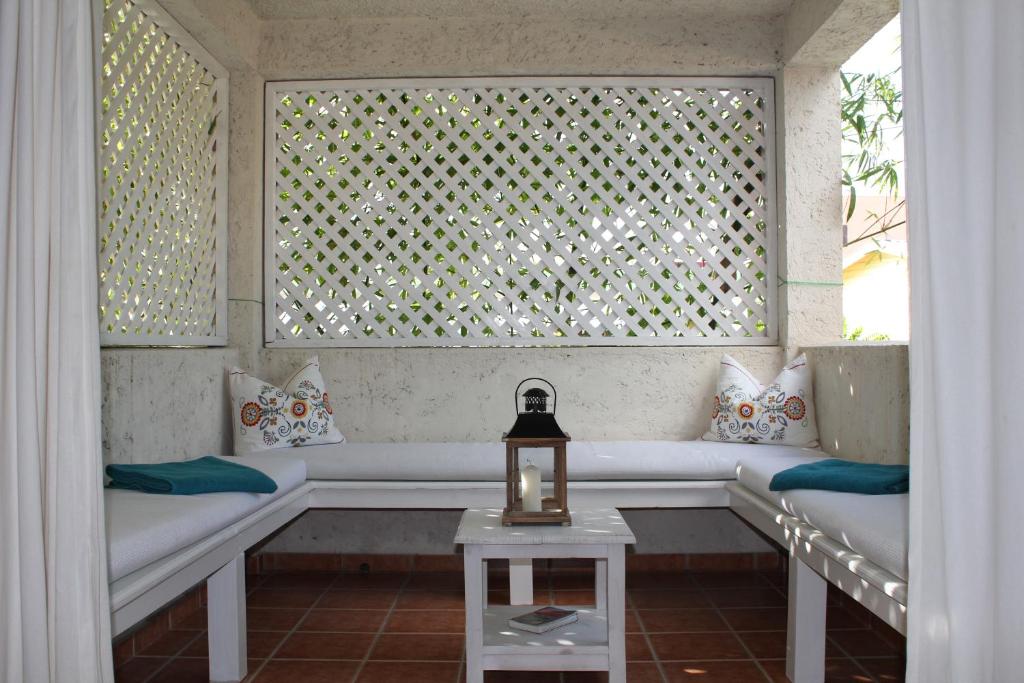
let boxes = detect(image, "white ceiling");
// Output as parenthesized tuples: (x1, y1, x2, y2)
(243, 0, 795, 20)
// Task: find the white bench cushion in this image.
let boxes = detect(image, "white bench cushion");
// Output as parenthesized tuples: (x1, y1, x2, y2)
(267, 440, 825, 482)
(736, 452, 908, 581)
(106, 454, 307, 581)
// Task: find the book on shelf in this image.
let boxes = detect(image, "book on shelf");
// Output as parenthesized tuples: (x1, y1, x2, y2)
(507, 606, 579, 634)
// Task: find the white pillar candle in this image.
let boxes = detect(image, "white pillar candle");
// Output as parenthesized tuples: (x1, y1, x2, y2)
(521, 462, 542, 512)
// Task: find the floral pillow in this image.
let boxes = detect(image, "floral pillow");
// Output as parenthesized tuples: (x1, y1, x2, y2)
(702, 353, 819, 447)
(229, 357, 345, 455)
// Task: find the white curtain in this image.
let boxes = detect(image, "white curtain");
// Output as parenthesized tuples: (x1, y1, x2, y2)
(903, 1, 1024, 681)
(0, 0, 113, 681)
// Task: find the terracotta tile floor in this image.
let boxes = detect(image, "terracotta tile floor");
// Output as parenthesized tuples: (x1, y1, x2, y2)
(114, 565, 905, 682)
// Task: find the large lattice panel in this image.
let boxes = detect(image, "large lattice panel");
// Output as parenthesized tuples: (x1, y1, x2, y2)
(265, 79, 776, 346)
(99, 0, 228, 344)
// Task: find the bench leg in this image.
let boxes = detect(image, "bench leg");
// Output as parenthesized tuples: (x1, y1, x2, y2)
(786, 554, 826, 683)
(509, 557, 533, 605)
(208, 553, 247, 683)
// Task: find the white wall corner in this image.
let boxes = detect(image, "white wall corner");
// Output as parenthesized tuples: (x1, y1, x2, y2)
(154, 0, 263, 72)
(783, 0, 899, 67)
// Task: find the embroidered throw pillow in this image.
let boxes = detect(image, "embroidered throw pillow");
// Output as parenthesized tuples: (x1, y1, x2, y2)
(702, 354, 819, 447)
(229, 357, 345, 455)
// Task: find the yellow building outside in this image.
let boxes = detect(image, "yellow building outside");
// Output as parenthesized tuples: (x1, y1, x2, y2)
(842, 195, 908, 340)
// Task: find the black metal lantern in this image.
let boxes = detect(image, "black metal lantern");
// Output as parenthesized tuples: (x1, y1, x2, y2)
(506, 380, 570, 440)
(502, 378, 571, 526)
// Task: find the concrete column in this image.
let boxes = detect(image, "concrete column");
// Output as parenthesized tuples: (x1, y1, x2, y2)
(226, 68, 266, 369)
(776, 66, 844, 349)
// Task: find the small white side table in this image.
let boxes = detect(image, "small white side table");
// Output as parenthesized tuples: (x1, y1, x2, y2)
(455, 508, 636, 682)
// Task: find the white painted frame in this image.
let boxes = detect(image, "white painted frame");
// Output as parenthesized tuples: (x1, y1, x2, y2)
(98, 0, 229, 347)
(263, 77, 778, 348)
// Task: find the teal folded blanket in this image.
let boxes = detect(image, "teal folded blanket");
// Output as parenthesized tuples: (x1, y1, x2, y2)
(769, 459, 909, 495)
(106, 456, 277, 495)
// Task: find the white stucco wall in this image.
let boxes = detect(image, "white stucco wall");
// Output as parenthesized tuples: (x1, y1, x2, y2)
(101, 348, 238, 464)
(804, 342, 909, 465)
(99, 0, 901, 555)
(259, 347, 783, 443)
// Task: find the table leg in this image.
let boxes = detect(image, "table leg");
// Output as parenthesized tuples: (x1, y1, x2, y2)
(509, 557, 533, 605)
(606, 545, 626, 682)
(595, 557, 608, 610)
(464, 545, 484, 683)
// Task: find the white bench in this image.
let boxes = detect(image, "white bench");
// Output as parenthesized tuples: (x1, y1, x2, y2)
(273, 440, 765, 509)
(106, 454, 309, 681)
(726, 451, 908, 683)
(107, 440, 890, 682)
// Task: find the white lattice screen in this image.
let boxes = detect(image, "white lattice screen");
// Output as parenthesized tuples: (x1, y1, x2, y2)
(99, 0, 228, 345)
(265, 78, 776, 347)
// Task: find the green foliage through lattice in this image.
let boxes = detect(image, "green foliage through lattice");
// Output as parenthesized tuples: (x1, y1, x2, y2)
(267, 82, 775, 345)
(98, 0, 226, 342)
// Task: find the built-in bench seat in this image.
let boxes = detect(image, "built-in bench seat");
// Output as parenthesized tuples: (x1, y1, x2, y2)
(106, 454, 311, 682)
(273, 440, 828, 509)
(106, 454, 308, 581)
(726, 451, 908, 683)
(735, 452, 907, 583)
(275, 440, 754, 481)
(107, 440, 906, 683)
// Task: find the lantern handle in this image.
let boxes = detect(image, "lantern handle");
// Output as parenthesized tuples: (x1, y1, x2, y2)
(515, 377, 557, 415)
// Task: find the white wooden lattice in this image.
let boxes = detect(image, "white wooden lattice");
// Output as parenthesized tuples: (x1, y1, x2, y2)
(99, 0, 228, 345)
(265, 78, 776, 347)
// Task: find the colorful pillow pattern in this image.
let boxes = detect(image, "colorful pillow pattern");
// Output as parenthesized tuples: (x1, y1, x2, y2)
(229, 357, 345, 455)
(702, 353, 819, 447)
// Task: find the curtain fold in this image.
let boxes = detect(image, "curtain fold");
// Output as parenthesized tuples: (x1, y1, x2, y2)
(0, 0, 113, 681)
(903, 1, 1024, 681)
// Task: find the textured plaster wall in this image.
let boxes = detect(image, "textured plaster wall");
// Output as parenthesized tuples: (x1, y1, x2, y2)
(101, 348, 238, 464)
(804, 343, 909, 465)
(776, 65, 844, 348)
(784, 0, 899, 66)
(156, 0, 262, 71)
(259, 347, 783, 443)
(258, 14, 782, 80)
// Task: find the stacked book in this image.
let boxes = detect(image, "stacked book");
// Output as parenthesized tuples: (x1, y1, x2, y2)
(507, 606, 579, 634)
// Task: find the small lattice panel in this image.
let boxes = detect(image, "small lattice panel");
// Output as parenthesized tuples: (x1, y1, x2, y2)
(266, 79, 776, 347)
(99, 0, 228, 344)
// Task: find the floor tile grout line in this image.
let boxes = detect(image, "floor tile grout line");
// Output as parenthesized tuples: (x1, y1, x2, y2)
(243, 571, 345, 682)
(117, 569, 904, 683)
(456, 640, 466, 683)
(257, 657, 459, 662)
(135, 628, 207, 683)
(350, 570, 412, 682)
(627, 592, 670, 683)
(825, 633, 881, 683)
(695, 583, 775, 683)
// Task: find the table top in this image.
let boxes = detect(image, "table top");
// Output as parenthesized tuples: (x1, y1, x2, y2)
(455, 508, 636, 545)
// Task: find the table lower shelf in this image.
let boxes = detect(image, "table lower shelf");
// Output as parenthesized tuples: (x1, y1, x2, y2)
(482, 606, 609, 656)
